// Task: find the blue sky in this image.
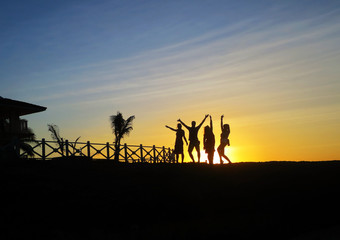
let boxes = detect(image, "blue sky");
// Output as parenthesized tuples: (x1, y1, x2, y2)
(2, 0, 338, 86)
(1, 0, 340, 161)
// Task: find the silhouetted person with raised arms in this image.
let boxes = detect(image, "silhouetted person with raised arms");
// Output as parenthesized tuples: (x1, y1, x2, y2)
(178, 114, 208, 163)
(217, 115, 231, 164)
(204, 115, 215, 165)
(165, 123, 188, 163)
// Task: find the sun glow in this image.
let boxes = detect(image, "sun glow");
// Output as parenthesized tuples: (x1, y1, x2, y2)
(199, 146, 235, 164)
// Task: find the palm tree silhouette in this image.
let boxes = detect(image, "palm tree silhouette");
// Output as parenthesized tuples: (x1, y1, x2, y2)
(47, 124, 81, 157)
(48, 124, 64, 156)
(110, 112, 135, 163)
(17, 127, 37, 157)
(0, 118, 37, 159)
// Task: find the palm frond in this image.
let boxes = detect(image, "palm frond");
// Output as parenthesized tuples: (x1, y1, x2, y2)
(48, 124, 62, 143)
(20, 127, 37, 143)
(74, 136, 81, 145)
(110, 112, 124, 135)
(70, 136, 81, 155)
(47, 124, 64, 153)
(110, 112, 135, 140)
(19, 141, 35, 157)
(126, 115, 136, 124)
(121, 115, 135, 138)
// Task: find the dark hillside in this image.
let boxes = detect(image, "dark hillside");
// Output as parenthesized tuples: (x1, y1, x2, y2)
(2, 160, 340, 239)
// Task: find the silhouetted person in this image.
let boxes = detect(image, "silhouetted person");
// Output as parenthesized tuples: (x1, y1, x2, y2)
(178, 115, 208, 163)
(217, 115, 231, 164)
(165, 124, 188, 163)
(204, 115, 215, 165)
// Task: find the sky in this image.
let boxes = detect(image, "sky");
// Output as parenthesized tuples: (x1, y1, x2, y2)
(1, 0, 340, 162)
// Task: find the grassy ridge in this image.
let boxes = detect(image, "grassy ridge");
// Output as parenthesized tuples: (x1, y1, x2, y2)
(2, 160, 340, 239)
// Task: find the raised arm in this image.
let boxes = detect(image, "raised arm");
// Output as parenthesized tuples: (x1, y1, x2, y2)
(183, 132, 188, 145)
(165, 125, 177, 132)
(221, 115, 224, 131)
(210, 115, 213, 132)
(177, 119, 190, 130)
(197, 114, 209, 129)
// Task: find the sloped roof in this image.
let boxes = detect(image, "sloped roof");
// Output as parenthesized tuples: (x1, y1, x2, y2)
(0, 97, 47, 117)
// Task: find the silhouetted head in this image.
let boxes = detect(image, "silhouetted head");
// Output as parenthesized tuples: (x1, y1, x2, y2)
(204, 125, 210, 134)
(223, 124, 230, 132)
(191, 121, 196, 127)
(177, 123, 182, 129)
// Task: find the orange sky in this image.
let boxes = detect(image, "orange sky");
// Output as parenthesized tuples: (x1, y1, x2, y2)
(3, 1, 340, 162)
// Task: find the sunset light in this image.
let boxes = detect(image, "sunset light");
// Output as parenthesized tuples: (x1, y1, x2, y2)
(1, 1, 340, 162)
(2, 1, 340, 239)
(200, 147, 236, 164)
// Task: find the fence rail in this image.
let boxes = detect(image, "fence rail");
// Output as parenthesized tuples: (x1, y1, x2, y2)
(19, 139, 174, 163)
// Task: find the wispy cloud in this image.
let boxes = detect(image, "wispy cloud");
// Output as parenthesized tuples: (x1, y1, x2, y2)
(8, 6, 335, 131)
(7, 2, 339, 161)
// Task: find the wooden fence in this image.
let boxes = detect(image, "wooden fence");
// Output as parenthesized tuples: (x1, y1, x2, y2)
(20, 139, 174, 163)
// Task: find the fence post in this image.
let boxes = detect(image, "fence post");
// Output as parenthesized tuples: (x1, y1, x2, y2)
(87, 141, 91, 158)
(61, 138, 64, 157)
(124, 143, 128, 163)
(168, 147, 171, 163)
(65, 140, 69, 157)
(153, 145, 156, 164)
(140, 144, 143, 163)
(162, 146, 165, 163)
(42, 138, 46, 161)
(106, 142, 110, 160)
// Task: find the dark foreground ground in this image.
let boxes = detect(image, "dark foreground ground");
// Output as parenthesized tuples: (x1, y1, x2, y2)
(2, 160, 340, 240)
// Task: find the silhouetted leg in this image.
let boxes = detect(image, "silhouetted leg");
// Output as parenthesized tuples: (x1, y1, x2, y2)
(211, 150, 215, 164)
(176, 154, 179, 164)
(189, 152, 195, 162)
(195, 143, 200, 163)
(208, 152, 212, 165)
(219, 154, 223, 164)
(223, 154, 231, 164)
(217, 145, 223, 164)
(188, 143, 195, 163)
(181, 153, 184, 163)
